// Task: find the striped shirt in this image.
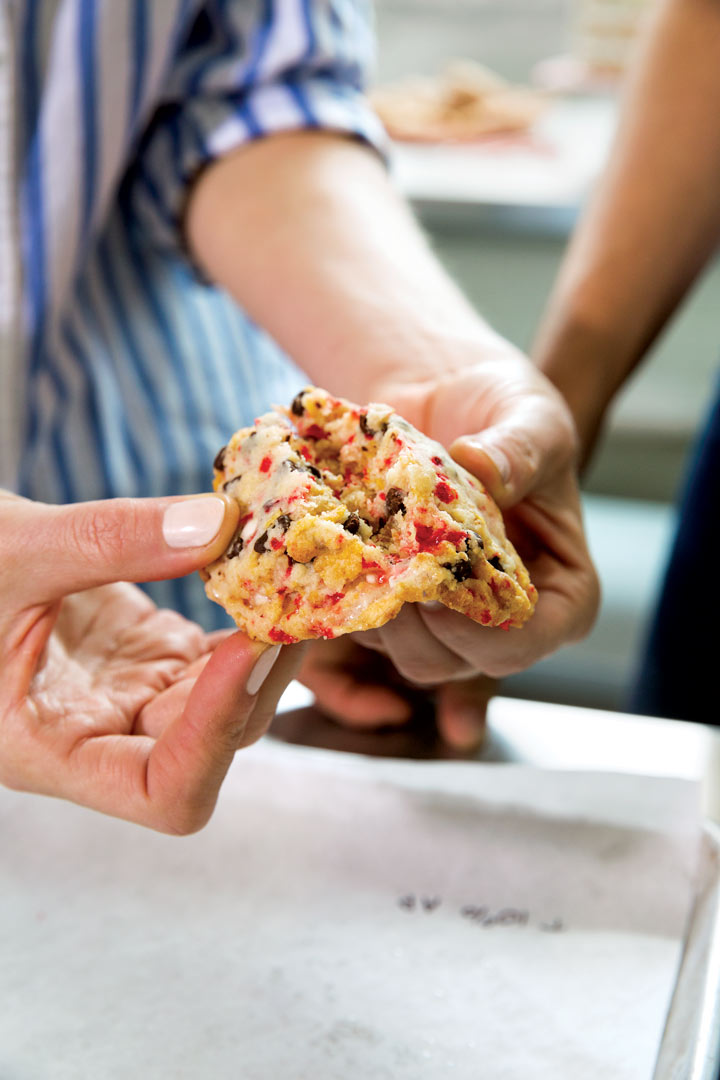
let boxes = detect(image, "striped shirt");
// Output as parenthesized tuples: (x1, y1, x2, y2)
(2, 0, 384, 627)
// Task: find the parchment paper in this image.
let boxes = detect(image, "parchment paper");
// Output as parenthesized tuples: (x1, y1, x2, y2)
(0, 738, 701, 1080)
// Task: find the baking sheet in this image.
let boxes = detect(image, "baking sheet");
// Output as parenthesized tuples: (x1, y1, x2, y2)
(655, 822, 720, 1080)
(0, 738, 701, 1080)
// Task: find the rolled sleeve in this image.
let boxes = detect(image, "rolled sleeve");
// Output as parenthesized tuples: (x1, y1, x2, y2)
(123, 0, 388, 256)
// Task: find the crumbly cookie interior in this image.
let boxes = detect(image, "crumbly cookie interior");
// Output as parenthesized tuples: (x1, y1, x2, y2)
(201, 387, 536, 643)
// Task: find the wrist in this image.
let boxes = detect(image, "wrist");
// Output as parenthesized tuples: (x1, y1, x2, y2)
(356, 320, 522, 395)
(533, 314, 638, 466)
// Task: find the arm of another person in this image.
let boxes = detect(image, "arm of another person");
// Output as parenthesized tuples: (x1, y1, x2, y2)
(533, 0, 720, 463)
(185, 129, 599, 705)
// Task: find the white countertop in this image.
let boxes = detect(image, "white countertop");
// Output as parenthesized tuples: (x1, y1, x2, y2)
(390, 95, 617, 214)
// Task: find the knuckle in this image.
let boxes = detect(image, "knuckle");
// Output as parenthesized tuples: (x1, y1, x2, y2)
(0, 748, 29, 793)
(507, 427, 542, 481)
(570, 575, 602, 644)
(0, 711, 31, 792)
(396, 660, 455, 686)
(482, 659, 517, 680)
(0, 764, 25, 792)
(65, 504, 129, 563)
(158, 804, 211, 837)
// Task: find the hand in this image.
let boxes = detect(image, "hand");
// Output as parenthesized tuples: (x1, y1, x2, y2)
(0, 494, 303, 833)
(298, 637, 497, 752)
(363, 346, 600, 689)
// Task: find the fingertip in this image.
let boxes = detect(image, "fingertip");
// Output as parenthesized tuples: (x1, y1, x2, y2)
(436, 680, 494, 753)
(345, 685, 414, 727)
(439, 708, 487, 753)
(450, 437, 511, 506)
(162, 493, 239, 563)
(207, 492, 241, 561)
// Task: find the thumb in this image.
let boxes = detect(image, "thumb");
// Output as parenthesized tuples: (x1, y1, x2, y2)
(2, 493, 239, 603)
(450, 397, 578, 509)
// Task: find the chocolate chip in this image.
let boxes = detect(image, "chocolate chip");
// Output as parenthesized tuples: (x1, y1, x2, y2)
(385, 487, 406, 516)
(359, 413, 374, 438)
(222, 475, 241, 491)
(374, 517, 387, 533)
(284, 457, 320, 479)
(276, 514, 291, 531)
(213, 445, 227, 472)
(488, 555, 504, 572)
(254, 531, 270, 553)
(469, 531, 485, 551)
(290, 390, 308, 417)
(443, 559, 472, 582)
(226, 535, 244, 558)
(360, 413, 390, 437)
(344, 513, 361, 534)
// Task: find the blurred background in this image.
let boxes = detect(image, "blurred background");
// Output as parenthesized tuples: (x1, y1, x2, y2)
(370, 0, 719, 712)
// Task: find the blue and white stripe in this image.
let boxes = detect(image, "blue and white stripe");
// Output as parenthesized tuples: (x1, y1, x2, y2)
(7, 0, 384, 627)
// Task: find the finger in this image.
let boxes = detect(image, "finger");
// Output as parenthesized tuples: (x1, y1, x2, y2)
(61, 635, 299, 833)
(237, 640, 308, 748)
(299, 647, 413, 728)
(145, 635, 298, 833)
(298, 639, 414, 727)
(1, 494, 240, 604)
(449, 392, 578, 508)
(375, 605, 476, 685)
(435, 675, 498, 752)
(416, 579, 591, 680)
(351, 628, 386, 653)
(134, 653, 216, 739)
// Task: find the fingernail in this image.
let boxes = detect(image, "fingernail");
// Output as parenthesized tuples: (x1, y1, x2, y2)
(474, 442, 511, 486)
(163, 496, 226, 549)
(246, 643, 283, 696)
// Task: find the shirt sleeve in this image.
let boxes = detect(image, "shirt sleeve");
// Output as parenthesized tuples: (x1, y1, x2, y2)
(123, 0, 388, 258)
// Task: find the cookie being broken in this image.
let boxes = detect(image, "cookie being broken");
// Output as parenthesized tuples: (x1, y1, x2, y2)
(201, 387, 536, 643)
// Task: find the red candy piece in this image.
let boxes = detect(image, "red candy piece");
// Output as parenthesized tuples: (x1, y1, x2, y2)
(303, 424, 329, 440)
(414, 522, 467, 553)
(260, 456, 272, 474)
(268, 628, 298, 644)
(435, 480, 458, 504)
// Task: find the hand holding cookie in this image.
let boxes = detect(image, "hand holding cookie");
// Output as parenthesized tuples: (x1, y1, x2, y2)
(366, 356, 600, 689)
(205, 371, 598, 750)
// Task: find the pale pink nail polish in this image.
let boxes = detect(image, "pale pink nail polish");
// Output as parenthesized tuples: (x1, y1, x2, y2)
(162, 496, 226, 549)
(246, 644, 283, 696)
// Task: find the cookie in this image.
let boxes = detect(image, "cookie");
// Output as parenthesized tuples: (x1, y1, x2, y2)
(201, 387, 536, 643)
(370, 61, 547, 144)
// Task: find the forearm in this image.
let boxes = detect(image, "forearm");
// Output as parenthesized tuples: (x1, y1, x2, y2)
(534, 0, 720, 461)
(185, 130, 507, 411)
